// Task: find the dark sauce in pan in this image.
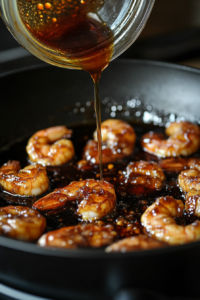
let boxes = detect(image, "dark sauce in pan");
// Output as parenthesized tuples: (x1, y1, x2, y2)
(0, 122, 198, 242)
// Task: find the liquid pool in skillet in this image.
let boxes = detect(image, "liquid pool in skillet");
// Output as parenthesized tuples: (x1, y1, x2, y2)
(0, 122, 198, 246)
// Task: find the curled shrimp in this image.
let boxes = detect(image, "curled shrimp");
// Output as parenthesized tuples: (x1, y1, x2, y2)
(105, 235, 167, 252)
(121, 161, 165, 193)
(0, 205, 46, 241)
(0, 161, 49, 196)
(159, 158, 200, 172)
(141, 121, 200, 157)
(178, 164, 200, 216)
(178, 168, 200, 193)
(83, 119, 136, 164)
(185, 189, 200, 217)
(33, 179, 116, 221)
(26, 126, 75, 166)
(38, 224, 117, 249)
(141, 196, 200, 245)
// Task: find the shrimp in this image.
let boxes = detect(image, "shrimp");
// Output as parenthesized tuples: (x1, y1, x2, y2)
(0, 161, 49, 196)
(38, 224, 117, 249)
(159, 158, 200, 172)
(83, 119, 136, 164)
(121, 161, 165, 193)
(33, 179, 116, 221)
(141, 121, 200, 157)
(0, 205, 46, 241)
(105, 235, 167, 252)
(178, 169, 200, 193)
(185, 189, 200, 217)
(141, 196, 200, 245)
(26, 126, 75, 166)
(178, 165, 200, 215)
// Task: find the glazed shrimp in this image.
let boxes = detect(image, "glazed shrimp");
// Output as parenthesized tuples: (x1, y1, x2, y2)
(142, 121, 200, 157)
(185, 189, 200, 217)
(141, 196, 200, 245)
(105, 235, 167, 252)
(83, 119, 136, 164)
(121, 161, 165, 192)
(159, 158, 200, 172)
(38, 224, 117, 249)
(33, 179, 116, 221)
(26, 126, 75, 166)
(0, 161, 49, 196)
(178, 168, 200, 193)
(0, 205, 46, 241)
(178, 166, 200, 215)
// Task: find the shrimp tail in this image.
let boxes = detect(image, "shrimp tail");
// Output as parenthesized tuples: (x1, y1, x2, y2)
(33, 192, 68, 211)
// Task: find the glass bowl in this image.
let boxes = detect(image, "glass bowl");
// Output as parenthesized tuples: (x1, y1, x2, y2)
(0, 0, 155, 69)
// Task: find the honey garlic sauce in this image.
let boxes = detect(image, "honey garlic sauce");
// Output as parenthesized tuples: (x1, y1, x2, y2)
(0, 122, 193, 241)
(17, 0, 113, 74)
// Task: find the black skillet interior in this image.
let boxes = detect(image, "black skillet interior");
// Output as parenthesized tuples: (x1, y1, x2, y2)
(1, 59, 200, 300)
(1, 58, 200, 147)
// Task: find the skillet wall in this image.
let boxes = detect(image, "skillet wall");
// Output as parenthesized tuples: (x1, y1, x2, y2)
(1, 59, 200, 300)
(1, 59, 200, 148)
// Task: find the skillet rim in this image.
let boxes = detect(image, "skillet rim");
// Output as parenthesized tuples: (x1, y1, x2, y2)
(1, 234, 200, 258)
(1, 58, 200, 79)
(1, 58, 200, 258)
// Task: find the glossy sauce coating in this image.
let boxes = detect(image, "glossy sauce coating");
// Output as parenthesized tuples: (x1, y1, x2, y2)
(83, 119, 136, 164)
(33, 179, 116, 221)
(26, 126, 75, 166)
(38, 224, 117, 248)
(185, 189, 200, 217)
(142, 121, 200, 157)
(159, 158, 200, 172)
(178, 169, 200, 193)
(141, 196, 200, 245)
(0, 122, 200, 244)
(119, 161, 165, 194)
(105, 235, 167, 252)
(0, 161, 49, 196)
(175, 160, 200, 217)
(0, 205, 46, 241)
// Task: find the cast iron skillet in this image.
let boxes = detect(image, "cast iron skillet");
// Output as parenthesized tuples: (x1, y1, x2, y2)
(0, 59, 200, 300)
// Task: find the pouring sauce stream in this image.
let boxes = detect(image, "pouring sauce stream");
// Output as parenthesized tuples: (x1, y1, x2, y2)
(17, 0, 114, 181)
